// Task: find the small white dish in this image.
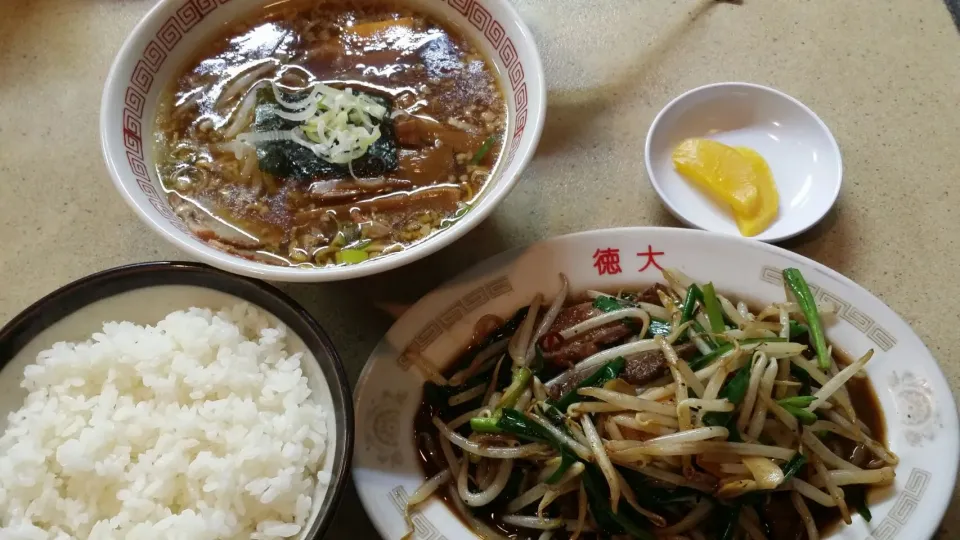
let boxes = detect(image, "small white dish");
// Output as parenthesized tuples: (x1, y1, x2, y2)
(353, 227, 957, 540)
(645, 82, 842, 242)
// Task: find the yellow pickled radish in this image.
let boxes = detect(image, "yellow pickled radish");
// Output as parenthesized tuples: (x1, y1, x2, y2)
(732, 146, 779, 237)
(672, 138, 760, 215)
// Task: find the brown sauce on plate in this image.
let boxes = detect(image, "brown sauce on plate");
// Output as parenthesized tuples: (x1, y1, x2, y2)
(412, 290, 890, 539)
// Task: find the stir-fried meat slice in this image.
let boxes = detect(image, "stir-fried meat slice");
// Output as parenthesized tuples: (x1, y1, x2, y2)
(549, 301, 598, 333)
(541, 302, 633, 367)
(546, 370, 586, 401)
(542, 291, 698, 400)
(762, 493, 805, 540)
(541, 293, 694, 367)
(638, 282, 671, 305)
(621, 343, 697, 385)
(546, 342, 698, 401)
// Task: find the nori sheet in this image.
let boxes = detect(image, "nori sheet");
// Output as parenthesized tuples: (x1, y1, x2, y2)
(251, 87, 398, 181)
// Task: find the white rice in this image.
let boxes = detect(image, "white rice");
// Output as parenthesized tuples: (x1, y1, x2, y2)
(0, 304, 330, 539)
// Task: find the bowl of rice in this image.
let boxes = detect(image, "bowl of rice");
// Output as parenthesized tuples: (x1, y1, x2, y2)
(0, 262, 353, 539)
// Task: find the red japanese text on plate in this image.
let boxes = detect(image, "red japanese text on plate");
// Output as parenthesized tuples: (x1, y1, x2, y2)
(637, 244, 665, 272)
(591, 245, 666, 275)
(592, 248, 622, 275)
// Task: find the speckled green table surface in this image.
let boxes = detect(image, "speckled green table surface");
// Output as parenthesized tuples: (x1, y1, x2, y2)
(1, 0, 958, 537)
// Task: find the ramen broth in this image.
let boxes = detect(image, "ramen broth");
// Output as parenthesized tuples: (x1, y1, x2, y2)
(155, 0, 507, 267)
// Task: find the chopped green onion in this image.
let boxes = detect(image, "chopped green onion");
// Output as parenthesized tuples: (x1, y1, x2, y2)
(687, 337, 787, 372)
(647, 318, 673, 337)
(246, 82, 387, 165)
(718, 503, 741, 540)
(485, 307, 529, 346)
(701, 282, 726, 335)
(469, 415, 502, 433)
(335, 249, 368, 264)
(529, 344, 546, 374)
(497, 408, 553, 442)
(781, 404, 818, 424)
(496, 367, 532, 409)
(472, 408, 581, 484)
(540, 402, 566, 427)
(441, 204, 472, 229)
(789, 363, 813, 395)
(703, 367, 750, 429)
(680, 284, 703, 325)
(721, 367, 752, 404)
(471, 136, 497, 165)
(582, 465, 656, 539)
(545, 448, 577, 484)
(471, 410, 547, 443)
(592, 295, 629, 312)
(617, 467, 702, 506)
(858, 501, 872, 522)
(691, 319, 717, 348)
(549, 357, 626, 412)
(849, 486, 872, 522)
(777, 395, 817, 408)
(443, 306, 528, 391)
(701, 413, 728, 428)
(591, 295, 644, 333)
(783, 268, 830, 369)
(780, 452, 807, 482)
(789, 320, 809, 339)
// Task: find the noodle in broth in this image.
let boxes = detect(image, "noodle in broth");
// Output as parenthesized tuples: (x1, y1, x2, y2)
(155, 0, 507, 267)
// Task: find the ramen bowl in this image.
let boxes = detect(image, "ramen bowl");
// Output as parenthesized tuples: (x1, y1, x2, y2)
(100, 0, 545, 282)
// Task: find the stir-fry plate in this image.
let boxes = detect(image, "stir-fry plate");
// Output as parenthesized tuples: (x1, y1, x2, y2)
(353, 227, 957, 539)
